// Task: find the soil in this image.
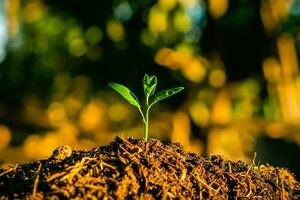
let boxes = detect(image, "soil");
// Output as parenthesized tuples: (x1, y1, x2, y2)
(0, 136, 299, 199)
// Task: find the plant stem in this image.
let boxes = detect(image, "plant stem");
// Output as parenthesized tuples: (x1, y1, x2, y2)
(144, 107, 149, 141)
(146, 96, 149, 107)
(138, 108, 146, 123)
(139, 107, 148, 141)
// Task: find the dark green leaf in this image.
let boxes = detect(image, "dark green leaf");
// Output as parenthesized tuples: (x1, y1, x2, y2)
(153, 87, 184, 104)
(108, 82, 140, 108)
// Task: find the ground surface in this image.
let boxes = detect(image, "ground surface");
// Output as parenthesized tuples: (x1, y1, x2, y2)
(0, 136, 299, 199)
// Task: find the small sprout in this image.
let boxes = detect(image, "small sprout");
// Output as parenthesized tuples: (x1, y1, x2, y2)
(108, 74, 184, 141)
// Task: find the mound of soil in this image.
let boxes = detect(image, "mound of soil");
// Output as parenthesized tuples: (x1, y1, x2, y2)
(0, 136, 299, 199)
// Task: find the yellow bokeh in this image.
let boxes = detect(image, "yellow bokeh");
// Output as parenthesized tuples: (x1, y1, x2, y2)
(182, 57, 206, 83)
(106, 20, 125, 42)
(47, 102, 67, 126)
(69, 38, 87, 57)
(260, 0, 291, 32)
(174, 10, 191, 32)
(271, 0, 290, 21)
(66, 27, 83, 42)
(0, 125, 11, 149)
(260, 1, 277, 32)
(296, 75, 300, 91)
(23, 134, 61, 159)
(64, 96, 83, 117)
(5, 0, 21, 37)
(207, 127, 245, 161)
(171, 111, 202, 153)
(2, 0, 300, 168)
(23, 122, 79, 159)
(208, 69, 226, 88)
(148, 7, 168, 33)
(178, 0, 198, 8)
(23, 0, 46, 23)
(265, 122, 285, 138)
(277, 34, 299, 77)
(23, 135, 42, 158)
(176, 44, 193, 62)
(171, 111, 190, 144)
(211, 89, 232, 125)
(107, 103, 130, 122)
(159, 0, 177, 11)
(234, 101, 255, 120)
(155, 45, 208, 83)
(66, 28, 87, 56)
(56, 122, 78, 144)
(189, 101, 210, 127)
(261, 34, 300, 125)
(263, 57, 282, 83)
(208, 0, 228, 19)
(155, 48, 177, 68)
(79, 99, 107, 133)
(197, 88, 216, 104)
(155, 47, 185, 70)
(277, 80, 300, 124)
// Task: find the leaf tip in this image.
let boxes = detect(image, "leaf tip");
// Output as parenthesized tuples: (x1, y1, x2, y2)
(108, 82, 118, 88)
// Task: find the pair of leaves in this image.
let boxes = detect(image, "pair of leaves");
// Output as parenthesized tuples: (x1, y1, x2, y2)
(108, 74, 184, 109)
(143, 74, 157, 100)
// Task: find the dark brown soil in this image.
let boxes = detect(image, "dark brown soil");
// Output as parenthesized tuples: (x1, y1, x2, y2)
(0, 136, 299, 199)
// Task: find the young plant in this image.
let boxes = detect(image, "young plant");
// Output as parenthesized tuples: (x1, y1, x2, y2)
(108, 74, 184, 141)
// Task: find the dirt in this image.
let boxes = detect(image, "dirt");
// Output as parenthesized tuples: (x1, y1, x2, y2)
(0, 136, 299, 199)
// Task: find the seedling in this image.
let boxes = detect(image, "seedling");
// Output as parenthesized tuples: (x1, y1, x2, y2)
(108, 74, 184, 141)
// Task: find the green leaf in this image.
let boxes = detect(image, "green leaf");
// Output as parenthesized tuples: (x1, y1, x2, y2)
(108, 82, 141, 108)
(153, 87, 184, 104)
(143, 74, 157, 98)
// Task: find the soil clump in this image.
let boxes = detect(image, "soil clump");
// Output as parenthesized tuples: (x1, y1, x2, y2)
(0, 136, 299, 199)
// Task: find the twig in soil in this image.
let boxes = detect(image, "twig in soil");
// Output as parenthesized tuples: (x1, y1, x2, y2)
(195, 176, 218, 197)
(0, 164, 18, 177)
(247, 152, 257, 174)
(32, 163, 42, 199)
(99, 160, 117, 170)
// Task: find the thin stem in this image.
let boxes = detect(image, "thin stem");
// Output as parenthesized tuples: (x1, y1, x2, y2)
(143, 96, 150, 141)
(138, 107, 146, 123)
(148, 101, 155, 110)
(144, 107, 149, 141)
(139, 107, 149, 141)
(146, 95, 149, 106)
(143, 101, 158, 141)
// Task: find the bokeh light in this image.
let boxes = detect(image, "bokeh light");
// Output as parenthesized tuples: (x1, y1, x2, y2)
(0, 0, 299, 179)
(0, 125, 11, 149)
(106, 20, 125, 42)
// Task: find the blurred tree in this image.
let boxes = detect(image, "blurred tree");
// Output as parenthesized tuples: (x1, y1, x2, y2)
(0, 0, 300, 180)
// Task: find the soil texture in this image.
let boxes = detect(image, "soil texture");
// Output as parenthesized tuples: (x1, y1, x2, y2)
(0, 136, 299, 199)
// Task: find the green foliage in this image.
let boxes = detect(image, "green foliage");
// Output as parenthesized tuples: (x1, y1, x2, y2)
(108, 82, 140, 108)
(153, 87, 185, 105)
(143, 74, 157, 102)
(109, 74, 184, 141)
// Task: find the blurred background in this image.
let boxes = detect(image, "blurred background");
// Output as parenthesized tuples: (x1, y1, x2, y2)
(0, 0, 300, 179)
